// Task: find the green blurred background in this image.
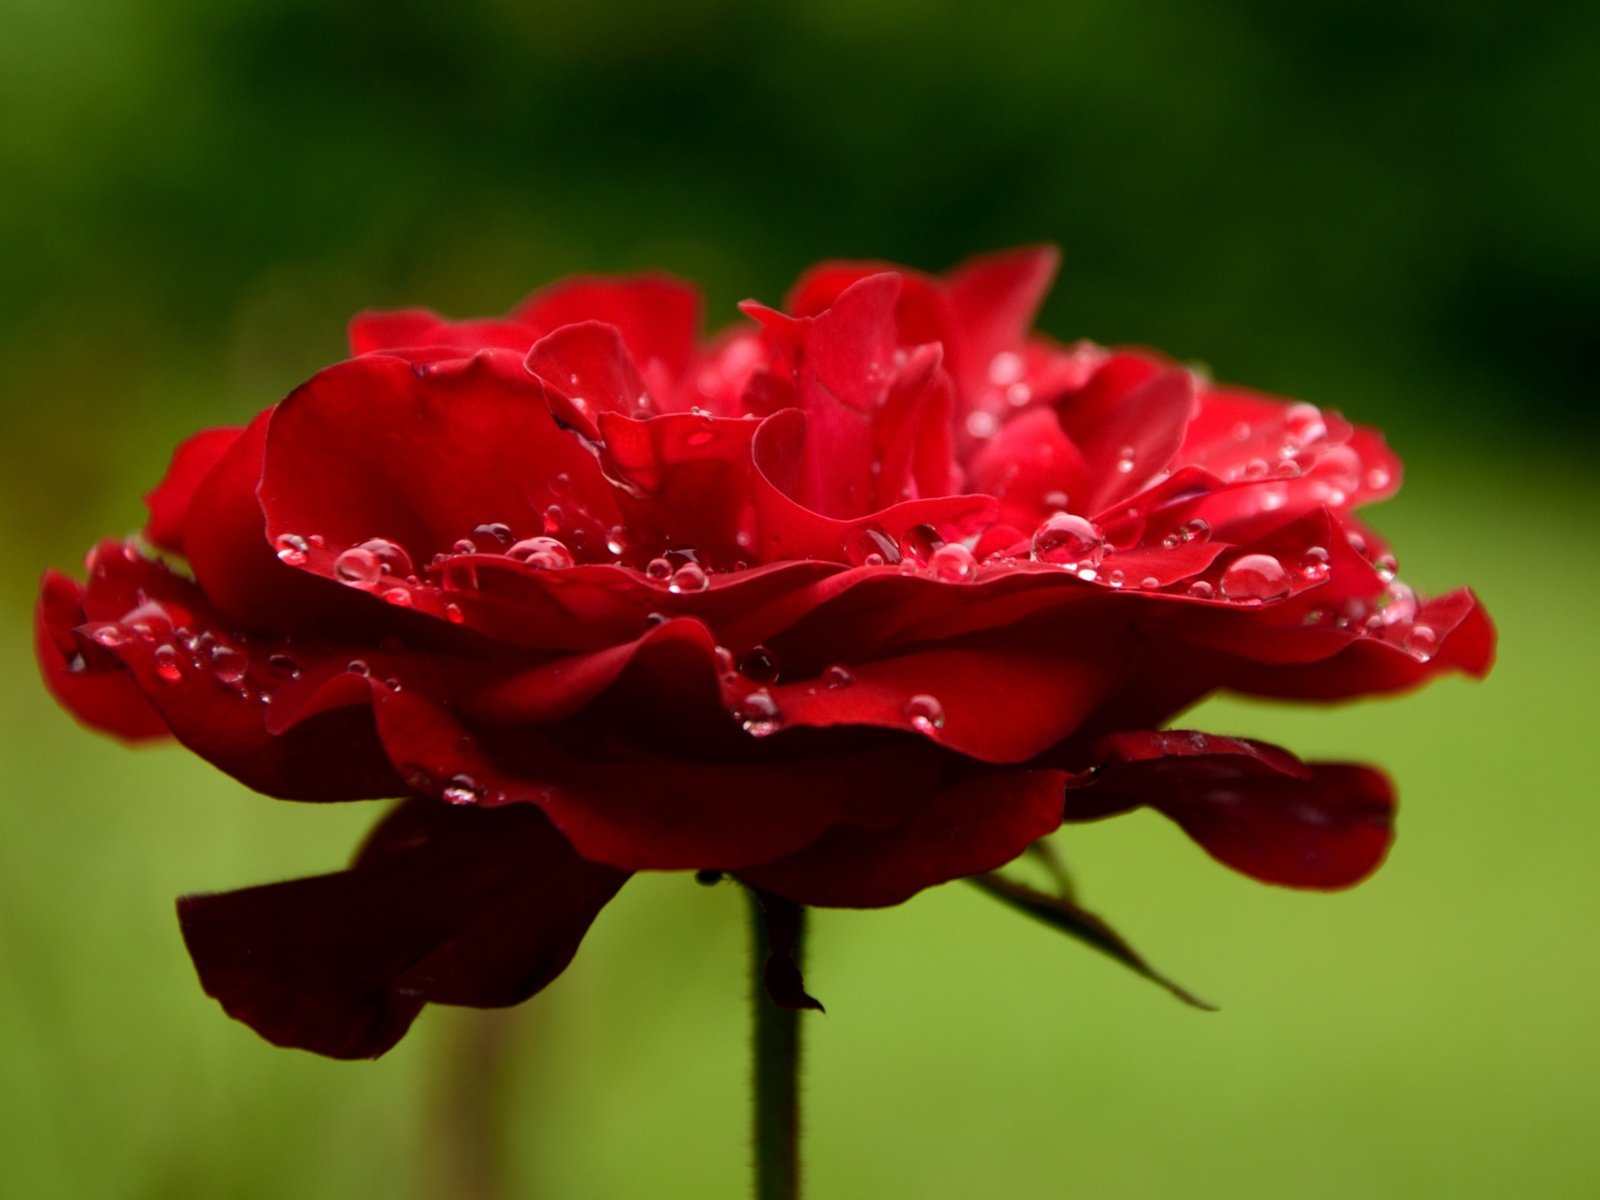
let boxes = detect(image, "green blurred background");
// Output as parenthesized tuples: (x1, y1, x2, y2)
(2, 1, 1596, 1196)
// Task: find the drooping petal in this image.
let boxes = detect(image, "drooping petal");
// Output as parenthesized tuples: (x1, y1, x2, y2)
(143, 427, 245, 555)
(178, 798, 628, 1058)
(35, 568, 169, 741)
(1066, 731, 1396, 889)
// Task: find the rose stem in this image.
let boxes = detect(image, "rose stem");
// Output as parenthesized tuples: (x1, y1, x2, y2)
(747, 889, 805, 1200)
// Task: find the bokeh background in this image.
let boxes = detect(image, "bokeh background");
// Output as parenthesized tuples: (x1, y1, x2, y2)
(3, 1, 1596, 1196)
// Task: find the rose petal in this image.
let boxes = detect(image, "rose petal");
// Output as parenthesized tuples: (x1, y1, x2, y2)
(143, 427, 244, 555)
(178, 798, 627, 1058)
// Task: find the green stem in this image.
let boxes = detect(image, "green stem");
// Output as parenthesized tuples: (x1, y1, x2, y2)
(747, 890, 804, 1200)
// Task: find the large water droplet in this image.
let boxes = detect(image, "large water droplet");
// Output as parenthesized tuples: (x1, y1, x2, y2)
(1031, 513, 1106, 568)
(1283, 402, 1327, 446)
(274, 533, 310, 566)
(1374, 553, 1398, 582)
(209, 644, 248, 685)
(905, 694, 945, 734)
(928, 543, 977, 583)
(900, 524, 944, 567)
(1378, 581, 1418, 626)
(474, 522, 514, 546)
(645, 557, 673, 582)
(668, 563, 710, 594)
(334, 547, 383, 589)
(734, 689, 783, 737)
(357, 538, 413, 577)
(1220, 554, 1292, 603)
(267, 653, 302, 679)
(1300, 546, 1331, 582)
(823, 664, 855, 689)
(1187, 580, 1216, 599)
(845, 525, 902, 567)
(742, 645, 779, 685)
(153, 644, 183, 683)
(507, 537, 574, 570)
(442, 774, 481, 806)
(1403, 624, 1437, 660)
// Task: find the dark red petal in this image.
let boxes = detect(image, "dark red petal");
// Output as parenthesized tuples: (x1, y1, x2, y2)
(738, 768, 1068, 908)
(143, 427, 244, 555)
(1068, 731, 1396, 889)
(524, 320, 653, 437)
(35, 569, 169, 741)
(1080, 368, 1196, 514)
(178, 798, 627, 1058)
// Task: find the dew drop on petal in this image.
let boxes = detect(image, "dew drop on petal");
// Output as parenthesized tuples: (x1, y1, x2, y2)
(1379, 581, 1419, 626)
(645, 557, 673, 582)
(928, 543, 977, 583)
(1041, 490, 1069, 513)
(357, 538, 413, 577)
(1300, 546, 1331, 582)
(267, 653, 302, 679)
(442, 775, 481, 806)
(988, 351, 1025, 385)
(1107, 569, 1125, 588)
(452, 538, 477, 555)
(507, 537, 574, 570)
(1375, 553, 1398, 582)
(347, 659, 371, 677)
(1220, 553, 1292, 603)
(444, 603, 464, 625)
(1139, 576, 1161, 590)
(669, 563, 710, 594)
(153, 644, 183, 683)
(1187, 580, 1216, 599)
(383, 587, 413, 607)
(713, 646, 737, 677)
(1403, 623, 1438, 660)
(274, 534, 309, 566)
(474, 522, 514, 546)
(334, 547, 383, 589)
(905, 694, 946, 734)
(1366, 466, 1392, 491)
(605, 526, 628, 556)
(901, 524, 944, 567)
(542, 505, 565, 535)
(209, 644, 248, 685)
(742, 645, 779, 684)
(1030, 513, 1106, 568)
(1115, 445, 1136, 474)
(965, 410, 1000, 440)
(1283, 402, 1327, 446)
(735, 689, 783, 737)
(846, 525, 902, 567)
(823, 664, 855, 689)
(90, 625, 129, 648)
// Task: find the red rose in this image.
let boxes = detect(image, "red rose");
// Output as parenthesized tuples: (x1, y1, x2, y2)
(36, 249, 1493, 1057)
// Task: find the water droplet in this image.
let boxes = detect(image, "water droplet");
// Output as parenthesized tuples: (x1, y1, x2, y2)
(357, 538, 413, 577)
(542, 505, 565, 534)
(1374, 553, 1398, 582)
(928, 543, 977, 583)
(988, 351, 1025, 385)
(347, 659, 371, 677)
(1403, 624, 1437, 660)
(90, 625, 128, 648)
(1283, 402, 1327, 446)
(153, 644, 183, 682)
(900, 524, 944, 567)
(444, 603, 464, 624)
(965, 410, 999, 439)
(1347, 531, 1368, 556)
(267, 653, 302, 679)
(1115, 444, 1136, 474)
(507, 537, 574, 570)
(824, 664, 855, 689)
(452, 538, 477, 555)
(642, 611, 669, 630)
(605, 526, 628, 556)
(383, 587, 414, 607)
(1139, 575, 1161, 589)
(274, 534, 309, 566)
(645, 557, 673, 582)
(1187, 580, 1216, 599)
(442, 775, 481, 806)
(1366, 466, 1392, 491)
(1005, 381, 1032, 407)
(1030, 513, 1106, 568)
(669, 563, 710, 593)
(734, 689, 783, 737)
(474, 522, 514, 546)
(1106, 569, 1125, 588)
(845, 525, 902, 567)
(1220, 553, 1292, 603)
(1041, 490, 1069, 512)
(1300, 546, 1331, 582)
(1231, 421, 1252, 442)
(1378, 581, 1418, 626)
(209, 644, 248, 685)
(742, 645, 779, 685)
(334, 547, 383, 589)
(713, 646, 737, 677)
(905, 694, 945, 734)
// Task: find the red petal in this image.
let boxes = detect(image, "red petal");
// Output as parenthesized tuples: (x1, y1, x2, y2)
(35, 568, 169, 741)
(178, 798, 627, 1058)
(738, 768, 1068, 908)
(1068, 731, 1396, 889)
(143, 427, 244, 555)
(513, 274, 701, 388)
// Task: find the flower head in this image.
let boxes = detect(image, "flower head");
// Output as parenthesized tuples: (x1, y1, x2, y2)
(37, 249, 1493, 1056)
